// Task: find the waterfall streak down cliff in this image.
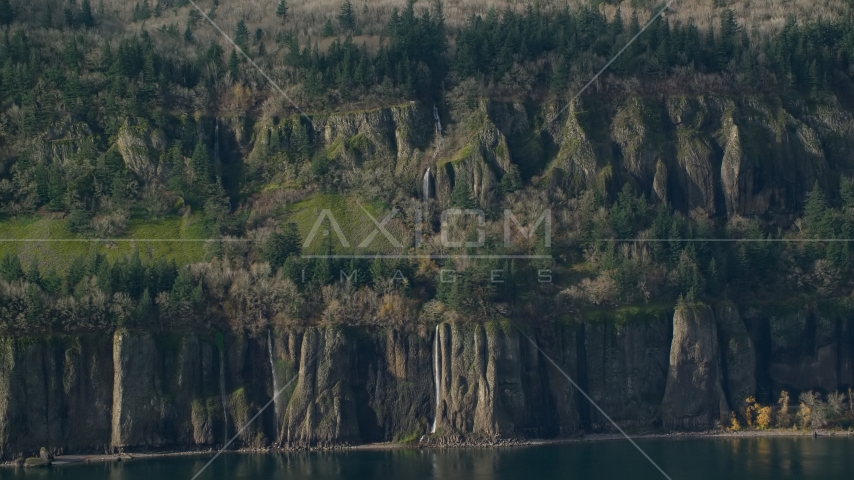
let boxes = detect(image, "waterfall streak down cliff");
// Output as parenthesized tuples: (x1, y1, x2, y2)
(267, 329, 281, 444)
(431, 324, 441, 434)
(218, 346, 228, 445)
(423, 169, 431, 202)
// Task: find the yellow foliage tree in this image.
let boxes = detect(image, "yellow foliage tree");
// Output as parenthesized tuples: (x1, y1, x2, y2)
(776, 391, 791, 427)
(728, 411, 741, 431)
(756, 406, 773, 429)
(743, 397, 758, 427)
(798, 403, 812, 429)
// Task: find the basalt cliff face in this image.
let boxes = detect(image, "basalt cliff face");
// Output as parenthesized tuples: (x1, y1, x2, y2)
(279, 95, 852, 220)
(1, 300, 852, 458)
(114, 94, 854, 221)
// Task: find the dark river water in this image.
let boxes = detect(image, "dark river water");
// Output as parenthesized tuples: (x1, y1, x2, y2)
(2, 437, 854, 479)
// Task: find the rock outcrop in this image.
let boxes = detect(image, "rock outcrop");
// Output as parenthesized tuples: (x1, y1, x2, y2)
(434, 102, 513, 207)
(660, 304, 729, 429)
(421, 94, 853, 218)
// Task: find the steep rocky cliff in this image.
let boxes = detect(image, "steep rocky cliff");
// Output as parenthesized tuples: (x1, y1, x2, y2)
(84, 92, 854, 221)
(426, 94, 854, 218)
(580, 313, 672, 431)
(0, 301, 852, 457)
(660, 304, 729, 429)
(433, 322, 571, 438)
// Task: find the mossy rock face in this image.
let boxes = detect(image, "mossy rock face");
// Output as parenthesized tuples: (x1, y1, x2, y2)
(23, 457, 50, 467)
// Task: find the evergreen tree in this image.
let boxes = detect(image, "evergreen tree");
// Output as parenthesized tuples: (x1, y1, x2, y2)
(78, 0, 95, 28)
(609, 183, 637, 239)
(22, 92, 41, 135)
(40, 268, 62, 295)
(140, 50, 157, 100)
(235, 19, 249, 52)
(807, 60, 821, 92)
(0, 0, 15, 26)
(550, 56, 569, 93)
(354, 54, 369, 86)
(338, 0, 355, 31)
(134, 288, 153, 325)
(716, 10, 739, 68)
(264, 223, 302, 269)
(0, 253, 24, 282)
(41, 7, 52, 28)
(132, 2, 151, 22)
(170, 267, 192, 301)
(450, 178, 476, 209)
(322, 18, 334, 37)
(191, 140, 212, 200)
(204, 185, 236, 236)
(228, 49, 239, 78)
(147, 258, 177, 294)
(804, 181, 831, 237)
(65, 6, 77, 28)
(290, 119, 310, 160)
(100, 40, 114, 71)
(66, 256, 86, 294)
(276, 0, 288, 25)
(840, 176, 854, 213)
(611, 6, 624, 39)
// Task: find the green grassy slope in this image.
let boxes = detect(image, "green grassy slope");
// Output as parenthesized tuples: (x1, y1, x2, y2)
(0, 214, 209, 269)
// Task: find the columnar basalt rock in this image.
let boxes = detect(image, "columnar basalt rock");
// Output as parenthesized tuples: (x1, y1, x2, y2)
(0, 336, 112, 459)
(0, 310, 852, 457)
(582, 315, 672, 431)
(715, 301, 756, 411)
(660, 304, 729, 429)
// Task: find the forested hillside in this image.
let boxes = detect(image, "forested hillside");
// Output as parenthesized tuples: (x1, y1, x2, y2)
(5, 0, 854, 459)
(0, 0, 853, 336)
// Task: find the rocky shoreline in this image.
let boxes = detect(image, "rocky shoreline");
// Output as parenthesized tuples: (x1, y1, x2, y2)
(5, 429, 853, 468)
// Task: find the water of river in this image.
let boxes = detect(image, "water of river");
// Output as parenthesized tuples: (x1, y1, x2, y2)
(2, 437, 853, 479)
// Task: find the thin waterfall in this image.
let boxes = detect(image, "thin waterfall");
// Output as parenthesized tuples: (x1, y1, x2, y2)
(430, 324, 441, 434)
(433, 104, 442, 136)
(218, 344, 229, 446)
(267, 328, 282, 446)
(423, 168, 432, 201)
